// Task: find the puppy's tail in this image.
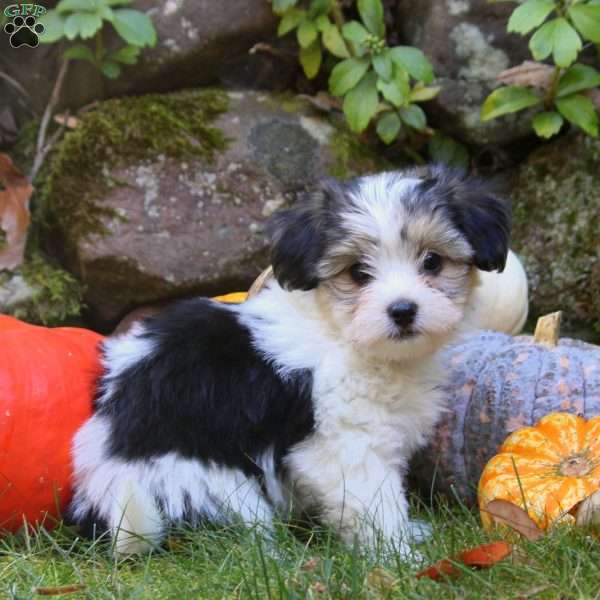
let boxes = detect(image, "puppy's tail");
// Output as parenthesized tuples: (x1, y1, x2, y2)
(465, 249, 529, 335)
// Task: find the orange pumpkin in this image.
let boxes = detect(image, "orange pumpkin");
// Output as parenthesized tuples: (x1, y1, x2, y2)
(0, 315, 103, 531)
(479, 412, 600, 531)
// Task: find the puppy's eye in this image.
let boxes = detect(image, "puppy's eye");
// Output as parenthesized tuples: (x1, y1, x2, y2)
(423, 251, 443, 274)
(349, 262, 372, 285)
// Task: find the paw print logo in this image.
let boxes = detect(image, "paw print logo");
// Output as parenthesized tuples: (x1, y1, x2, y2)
(4, 15, 45, 48)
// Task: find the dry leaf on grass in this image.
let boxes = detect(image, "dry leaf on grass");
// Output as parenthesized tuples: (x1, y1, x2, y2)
(496, 61, 554, 91)
(35, 584, 86, 595)
(484, 499, 544, 541)
(416, 541, 512, 581)
(0, 153, 32, 270)
(301, 557, 321, 572)
(575, 489, 600, 526)
(367, 566, 398, 592)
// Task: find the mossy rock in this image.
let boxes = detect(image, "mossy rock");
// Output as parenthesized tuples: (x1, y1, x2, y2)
(41, 88, 390, 328)
(510, 135, 600, 342)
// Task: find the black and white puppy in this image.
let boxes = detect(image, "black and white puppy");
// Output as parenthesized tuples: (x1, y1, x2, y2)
(68, 166, 510, 557)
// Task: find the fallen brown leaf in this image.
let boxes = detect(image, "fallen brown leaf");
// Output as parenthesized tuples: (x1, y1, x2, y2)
(298, 92, 343, 113)
(575, 489, 600, 526)
(35, 584, 86, 596)
(416, 541, 512, 581)
(0, 153, 32, 270)
(484, 499, 544, 541)
(301, 557, 320, 572)
(496, 61, 554, 91)
(367, 566, 398, 592)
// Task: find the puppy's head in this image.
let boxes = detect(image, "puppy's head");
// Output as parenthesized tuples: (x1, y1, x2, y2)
(269, 166, 510, 361)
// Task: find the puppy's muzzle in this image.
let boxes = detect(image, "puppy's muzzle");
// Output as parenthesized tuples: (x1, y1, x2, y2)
(387, 300, 418, 329)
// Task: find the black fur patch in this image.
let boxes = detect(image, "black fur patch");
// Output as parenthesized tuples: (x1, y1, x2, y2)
(418, 166, 511, 272)
(96, 299, 315, 479)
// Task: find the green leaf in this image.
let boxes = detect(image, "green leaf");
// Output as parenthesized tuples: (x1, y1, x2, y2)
(105, 0, 133, 5)
(389, 46, 434, 83)
(272, 0, 298, 15)
(557, 64, 600, 98)
(568, 4, 600, 43)
(342, 20, 369, 44)
(277, 8, 305, 36)
(297, 19, 318, 48)
(372, 50, 393, 81)
(532, 111, 564, 137)
(64, 12, 103, 39)
(481, 85, 542, 121)
(322, 25, 351, 58)
(299, 41, 322, 78)
(376, 112, 401, 144)
(343, 71, 379, 132)
(110, 44, 140, 64)
(111, 8, 156, 47)
(56, 0, 97, 13)
(329, 57, 370, 96)
(308, 0, 331, 19)
(530, 18, 581, 67)
(62, 43, 96, 62)
(101, 60, 121, 79)
(38, 10, 65, 43)
(358, 0, 385, 38)
(398, 104, 427, 130)
(410, 84, 441, 102)
(376, 66, 410, 107)
(428, 133, 469, 169)
(314, 14, 330, 32)
(507, 0, 555, 35)
(556, 93, 599, 136)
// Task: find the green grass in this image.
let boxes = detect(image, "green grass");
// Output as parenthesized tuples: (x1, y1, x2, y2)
(2, 498, 600, 599)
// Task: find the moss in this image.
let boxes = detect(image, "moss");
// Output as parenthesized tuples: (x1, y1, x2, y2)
(7, 253, 84, 326)
(328, 129, 391, 179)
(40, 89, 229, 246)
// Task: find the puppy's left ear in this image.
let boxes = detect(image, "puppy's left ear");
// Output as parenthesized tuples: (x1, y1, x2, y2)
(438, 171, 511, 272)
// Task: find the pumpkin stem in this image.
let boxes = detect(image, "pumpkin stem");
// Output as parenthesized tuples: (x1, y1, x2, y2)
(533, 311, 562, 347)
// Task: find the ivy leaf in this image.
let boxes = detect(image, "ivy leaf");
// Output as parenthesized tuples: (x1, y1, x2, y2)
(56, 0, 97, 13)
(111, 8, 156, 47)
(376, 112, 402, 144)
(322, 25, 350, 58)
(557, 64, 600, 98)
(399, 104, 427, 130)
(38, 11, 65, 43)
(507, 0, 556, 35)
(329, 57, 370, 96)
(376, 65, 410, 107)
(555, 93, 599, 136)
(568, 4, 600, 43)
(63, 43, 96, 62)
(342, 20, 370, 44)
(428, 133, 469, 169)
(297, 19, 318, 48)
(64, 11, 103, 39)
(110, 44, 140, 65)
(277, 8, 305, 36)
(272, 0, 298, 16)
(410, 84, 441, 102)
(101, 60, 122, 79)
(299, 41, 322, 78)
(530, 18, 581, 67)
(481, 86, 542, 120)
(357, 0, 385, 38)
(372, 50, 393, 81)
(343, 72, 379, 133)
(389, 46, 435, 84)
(532, 111, 563, 138)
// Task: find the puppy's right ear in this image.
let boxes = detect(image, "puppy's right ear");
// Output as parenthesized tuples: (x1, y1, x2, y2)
(268, 181, 342, 291)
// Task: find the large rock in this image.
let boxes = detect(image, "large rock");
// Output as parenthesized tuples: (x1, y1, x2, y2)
(41, 89, 389, 328)
(510, 135, 600, 342)
(397, 0, 532, 146)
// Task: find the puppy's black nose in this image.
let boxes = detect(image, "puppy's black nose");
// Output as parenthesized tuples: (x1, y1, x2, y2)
(387, 300, 418, 327)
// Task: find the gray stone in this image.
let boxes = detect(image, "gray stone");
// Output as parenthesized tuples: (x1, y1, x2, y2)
(397, 0, 532, 146)
(42, 89, 389, 327)
(510, 135, 600, 342)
